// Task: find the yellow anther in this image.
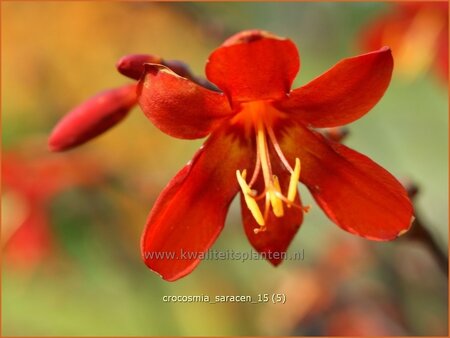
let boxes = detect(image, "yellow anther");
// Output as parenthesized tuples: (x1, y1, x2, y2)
(236, 169, 251, 195)
(269, 175, 284, 217)
(236, 170, 265, 226)
(287, 158, 301, 207)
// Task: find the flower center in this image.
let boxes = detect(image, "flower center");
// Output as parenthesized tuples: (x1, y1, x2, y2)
(233, 101, 307, 234)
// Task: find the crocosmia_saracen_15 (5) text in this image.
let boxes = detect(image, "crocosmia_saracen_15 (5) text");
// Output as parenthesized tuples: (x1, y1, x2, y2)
(49, 30, 413, 281)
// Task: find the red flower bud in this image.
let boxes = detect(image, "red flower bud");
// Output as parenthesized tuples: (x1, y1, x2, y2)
(48, 84, 137, 151)
(116, 54, 163, 80)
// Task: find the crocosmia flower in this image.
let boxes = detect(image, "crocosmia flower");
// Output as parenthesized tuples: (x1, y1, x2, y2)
(137, 30, 413, 281)
(360, 2, 448, 81)
(3, 149, 102, 268)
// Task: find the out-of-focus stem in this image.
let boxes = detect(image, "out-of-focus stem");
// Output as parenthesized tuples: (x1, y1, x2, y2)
(402, 181, 448, 275)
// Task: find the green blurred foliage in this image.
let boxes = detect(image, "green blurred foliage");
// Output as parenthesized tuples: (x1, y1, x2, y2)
(2, 2, 448, 336)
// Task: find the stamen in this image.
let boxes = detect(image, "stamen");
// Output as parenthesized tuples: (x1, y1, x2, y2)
(248, 139, 261, 188)
(287, 158, 301, 207)
(236, 170, 265, 226)
(254, 195, 269, 235)
(263, 193, 271, 223)
(269, 175, 284, 217)
(272, 190, 309, 212)
(253, 188, 269, 201)
(254, 226, 266, 234)
(266, 124, 294, 173)
(235, 101, 310, 230)
(256, 122, 273, 187)
(303, 205, 311, 213)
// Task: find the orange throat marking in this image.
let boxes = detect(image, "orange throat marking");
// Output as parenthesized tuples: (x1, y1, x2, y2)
(233, 101, 308, 234)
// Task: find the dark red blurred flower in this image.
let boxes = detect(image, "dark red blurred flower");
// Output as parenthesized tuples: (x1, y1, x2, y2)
(360, 2, 448, 81)
(49, 30, 413, 281)
(3, 150, 102, 268)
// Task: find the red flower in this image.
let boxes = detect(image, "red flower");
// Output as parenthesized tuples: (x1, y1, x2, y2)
(360, 2, 448, 81)
(3, 149, 102, 268)
(137, 30, 413, 281)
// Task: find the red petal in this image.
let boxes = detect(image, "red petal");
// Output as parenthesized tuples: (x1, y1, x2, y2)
(141, 125, 252, 281)
(48, 84, 137, 151)
(277, 48, 393, 128)
(281, 123, 413, 240)
(116, 54, 163, 80)
(206, 30, 299, 103)
(137, 64, 233, 139)
(241, 146, 303, 266)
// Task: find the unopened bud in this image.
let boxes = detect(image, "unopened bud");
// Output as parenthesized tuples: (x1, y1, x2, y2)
(49, 84, 137, 151)
(116, 54, 163, 80)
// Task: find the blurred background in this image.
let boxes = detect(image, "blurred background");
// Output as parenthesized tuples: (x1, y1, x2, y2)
(2, 2, 448, 336)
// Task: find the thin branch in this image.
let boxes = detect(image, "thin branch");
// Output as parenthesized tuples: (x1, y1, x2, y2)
(401, 181, 448, 275)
